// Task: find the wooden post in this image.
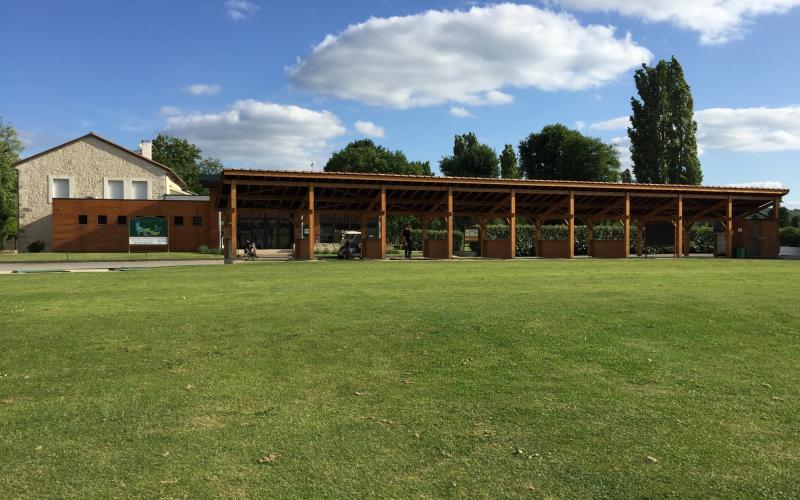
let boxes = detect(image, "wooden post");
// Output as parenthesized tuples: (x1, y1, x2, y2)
(230, 181, 237, 260)
(535, 217, 542, 257)
(773, 197, 781, 222)
(636, 220, 643, 257)
(509, 190, 516, 259)
(623, 193, 631, 258)
(422, 215, 429, 258)
(360, 214, 368, 259)
(675, 194, 683, 258)
(726, 196, 734, 258)
(479, 216, 487, 257)
(586, 219, 594, 257)
(447, 187, 454, 259)
(568, 191, 575, 259)
(306, 185, 315, 259)
(683, 223, 691, 257)
(379, 186, 387, 259)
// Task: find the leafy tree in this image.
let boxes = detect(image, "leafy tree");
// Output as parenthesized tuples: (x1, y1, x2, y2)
(324, 139, 431, 175)
(791, 214, 800, 228)
(198, 157, 224, 176)
(439, 132, 499, 178)
(500, 144, 520, 179)
(628, 57, 702, 185)
(620, 168, 634, 183)
(518, 124, 621, 182)
(0, 117, 23, 244)
(768, 206, 791, 227)
(152, 134, 203, 193)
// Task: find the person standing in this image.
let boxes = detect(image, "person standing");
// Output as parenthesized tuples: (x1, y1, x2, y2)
(401, 224, 413, 259)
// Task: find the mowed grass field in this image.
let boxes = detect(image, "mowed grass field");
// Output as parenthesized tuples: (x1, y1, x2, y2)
(1, 260, 799, 498)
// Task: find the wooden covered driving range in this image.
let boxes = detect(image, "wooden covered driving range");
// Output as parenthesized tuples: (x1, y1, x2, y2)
(214, 170, 788, 260)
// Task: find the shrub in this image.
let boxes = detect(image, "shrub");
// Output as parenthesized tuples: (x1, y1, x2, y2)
(27, 240, 45, 253)
(197, 244, 209, 254)
(409, 228, 464, 253)
(780, 227, 800, 247)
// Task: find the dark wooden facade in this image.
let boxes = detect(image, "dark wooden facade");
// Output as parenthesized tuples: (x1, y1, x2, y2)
(212, 170, 789, 260)
(52, 198, 219, 252)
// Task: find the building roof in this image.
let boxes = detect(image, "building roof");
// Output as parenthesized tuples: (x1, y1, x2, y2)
(13, 132, 188, 189)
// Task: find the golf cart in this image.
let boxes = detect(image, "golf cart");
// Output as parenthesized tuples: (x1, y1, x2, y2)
(337, 230, 362, 259)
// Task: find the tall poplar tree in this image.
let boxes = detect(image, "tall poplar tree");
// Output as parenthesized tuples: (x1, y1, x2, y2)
(628, 57, 702, 185)
(500, 144, 520, 179)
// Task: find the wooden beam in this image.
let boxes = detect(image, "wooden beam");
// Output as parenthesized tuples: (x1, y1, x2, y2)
(379, 186, 387, 259)
(568, 191, 575, 259)
(623, 193, 631, 258)
(535, 218, 542, 257)
(727, 196, 734, 258)
(509, 189, 516, 259)
(675, 194, 683, 258)
(636, 219, 644, 257)
(306, 185, 315, 260)
(774, 197, 781, 221)
(586, 220, 594, 257)
(479, 216, 487, 258)
(447, 187, 454, 259)
(230, 181, 237, 260)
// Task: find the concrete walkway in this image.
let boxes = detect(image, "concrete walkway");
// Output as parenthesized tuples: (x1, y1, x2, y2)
(0, 259, 224, 274)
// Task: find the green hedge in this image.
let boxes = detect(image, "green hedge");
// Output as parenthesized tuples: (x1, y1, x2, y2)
(408, 229, 464, 253)
(780, 227, 800, 247)
(484, 224, 715, 256)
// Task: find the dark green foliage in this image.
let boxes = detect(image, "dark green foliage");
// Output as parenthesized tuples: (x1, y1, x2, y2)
(325, 139, 431, 175)
(500, 144, 520, 179)
(780, 227, 800, 247)
(484, 223, 715, 256)
(768, 206, 791, 227)
(152, 134, 203, 193)
(621, 169, 634, 183)
(408, 228, 463, 253)
(26, 240, 45, 253)
(439, 132, 499, 178)
(791, 215, 800, 228)
(0, 116, 23, 242)
(518, 124, 621, 182)
(628, 57, 702, 185)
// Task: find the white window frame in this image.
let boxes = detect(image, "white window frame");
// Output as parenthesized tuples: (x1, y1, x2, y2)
(48, 175, 73, 204)
(128, 178, 151, 200)
(103, 178, 126, 200)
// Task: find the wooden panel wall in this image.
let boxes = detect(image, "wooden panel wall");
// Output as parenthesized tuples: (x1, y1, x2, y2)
(423, 239, 450, 259)
(538, 240, 570, 258)
(52, 199, 219, 252)
(591, 240, 627, 258)
(483, 239, 513, 259)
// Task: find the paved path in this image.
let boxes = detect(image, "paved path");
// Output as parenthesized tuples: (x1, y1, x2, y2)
(0, 259, 225, 274)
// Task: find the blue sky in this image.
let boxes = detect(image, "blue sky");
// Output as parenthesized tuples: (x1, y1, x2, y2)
(2, 0, 799, 206)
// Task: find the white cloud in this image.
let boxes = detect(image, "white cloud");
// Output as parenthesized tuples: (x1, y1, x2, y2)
(354, 120, 385, 138)
(590, 106, 800, 153)
(609, 135, 632, 168)
(784, 200, 800, 209)
(226, 0, 260, 20)
(725, 181, 786, 189)
(159, 106, 183, 117)
(185, 83, 222, 96)
(589, 115, 629, 131)
(289, 4, 652, 108)
(163, 99, 346, 169)
(549, 0, 800, 44)
(575, 120, 586, 131)
(450, 106, 474, 118)
(695, 106, 800, 152)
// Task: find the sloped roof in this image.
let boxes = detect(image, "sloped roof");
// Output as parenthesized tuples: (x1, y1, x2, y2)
(13, 132, 188, 189)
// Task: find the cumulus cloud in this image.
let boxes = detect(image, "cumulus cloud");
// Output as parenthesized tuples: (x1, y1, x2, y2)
(163, 99, 346, 169)
(549, 0, 800, 44)
(589, 106, 800, 153)
(185, 83, 222, 96)
(589, 115, 630, 131)
(609, 135, 632, 168)
(159, 106, 183, 117)
(289, 4, 652, 108)
(226, 0, 259, 20)
(450, 106, 474, 118)
(354, 120, 385, 138)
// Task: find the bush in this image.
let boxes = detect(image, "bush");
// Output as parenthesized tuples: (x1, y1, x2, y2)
(197, 244, 209, 254)
(27, 240, 45, 253)
(780, 227, 800, 247)
(409, 229, 464, 253)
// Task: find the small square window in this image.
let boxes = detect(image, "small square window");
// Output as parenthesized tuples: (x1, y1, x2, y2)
(117, 215, 127, 225)
(97, 215, 108, 225)
(78, 214, 88, 225)
(192, 216, 203, 226)
(174, 216, 184, 226)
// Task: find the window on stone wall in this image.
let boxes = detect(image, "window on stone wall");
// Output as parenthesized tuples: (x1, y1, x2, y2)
(52, 178, 70, 199)
(107, 180, 124, 199)
(78, 214, 88, 225)
(131, 180, 148, 200)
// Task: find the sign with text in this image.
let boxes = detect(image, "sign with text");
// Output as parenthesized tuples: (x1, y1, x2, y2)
(129, 216, 168, 246)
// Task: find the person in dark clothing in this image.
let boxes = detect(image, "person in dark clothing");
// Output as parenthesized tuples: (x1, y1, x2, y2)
(401, 224, 413, 259)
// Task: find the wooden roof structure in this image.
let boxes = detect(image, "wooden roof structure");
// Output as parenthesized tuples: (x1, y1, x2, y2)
(212, 169, 787, 260)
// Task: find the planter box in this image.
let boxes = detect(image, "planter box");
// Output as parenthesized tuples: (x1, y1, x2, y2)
(484, 239, 513, 259)
(780, 246, 800, 257)
(538, 240, 570, 258)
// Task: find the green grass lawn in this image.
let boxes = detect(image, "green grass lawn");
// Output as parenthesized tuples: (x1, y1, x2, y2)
(0, 251, 222, 263)
(1, 260, 799, 498)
